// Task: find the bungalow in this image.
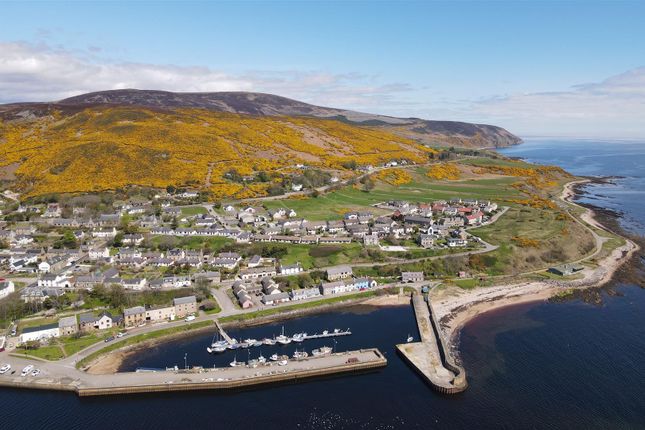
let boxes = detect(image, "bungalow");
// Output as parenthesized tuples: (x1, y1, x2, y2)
(58, 316, 78, 336)
(122, 278, 148, 290)
(92, 227, 117, 238)
(290, 287, 322, 301)
(240, 266, 278, 281)
(124, 306, 147, 327)
(401, 272, 424, 283)
(123, 234, 144, 245)
(20, 323, 60, 344)
(236, 290, 254, 308)
(279, 263, 303, 276)
(38, 274, 71, 288)
(173, 295, 197, 318)
(447, 238, 468, 247)
(261, 291, 290, 305)
(326, 265, 353, 281)
(353, 278, 377, 290)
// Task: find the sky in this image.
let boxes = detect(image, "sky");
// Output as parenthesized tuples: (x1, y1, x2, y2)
(1, 0, 645, 139)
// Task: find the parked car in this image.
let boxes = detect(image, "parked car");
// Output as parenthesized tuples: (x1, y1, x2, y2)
(31, 369, 41, 377)
(21, 365, 34, 377)
(104, 336, 115, 343)
(0, 364, 11, 374)
(185, 315, 196, 322)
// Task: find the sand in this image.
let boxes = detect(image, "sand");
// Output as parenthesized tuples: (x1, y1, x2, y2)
(431, 179, 640, 354)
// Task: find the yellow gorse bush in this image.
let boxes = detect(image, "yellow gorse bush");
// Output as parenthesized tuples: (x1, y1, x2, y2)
(0, 106, 432, 197)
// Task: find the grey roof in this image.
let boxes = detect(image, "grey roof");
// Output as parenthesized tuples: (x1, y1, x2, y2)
(22, 323, 59, 334)
(79, 313, 97, 324)
(124, 306, 146, 316)
(173, 295, 196, 306)
(326, 265, 352, 275)
(58, 316, 78, 328)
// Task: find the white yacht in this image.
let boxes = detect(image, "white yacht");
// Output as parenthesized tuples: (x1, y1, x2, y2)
(276, 326, 292, 345)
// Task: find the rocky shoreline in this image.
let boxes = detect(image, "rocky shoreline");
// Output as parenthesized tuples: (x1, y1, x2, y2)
(432, 179, 641, 362)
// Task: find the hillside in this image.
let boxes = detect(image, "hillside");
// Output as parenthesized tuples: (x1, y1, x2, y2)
(0, 90, 521, 198)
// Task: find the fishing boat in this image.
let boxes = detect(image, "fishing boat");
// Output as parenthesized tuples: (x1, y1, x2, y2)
(292, 349, 309, 360)
(252, 340, 263, 347)
(276, 326, 292, 345)
(278, 360, 288, 366)
(406, 334, 414, 343)
(263, 337, 276, 345)
(258, 353, 267, 364)
(311, 346, 333, 357)
(322, 330, 329, 335)
(269, 353, 279, 361)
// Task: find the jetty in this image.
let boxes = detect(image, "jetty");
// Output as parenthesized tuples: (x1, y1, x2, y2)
(0, 348, 386, 397)
(214, 319, 233, 344)
(303, 329, 351, 340)
(397, 293, 467, 394)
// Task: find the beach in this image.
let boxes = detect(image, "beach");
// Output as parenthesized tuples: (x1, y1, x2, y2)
(432, 179, 640, 355)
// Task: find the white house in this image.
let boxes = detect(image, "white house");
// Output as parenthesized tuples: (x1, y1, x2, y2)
(279, 263, 303, 276)
(89, 247, 111, 260)
(0, 280, 15, 299)
(38, 261, 51, 273)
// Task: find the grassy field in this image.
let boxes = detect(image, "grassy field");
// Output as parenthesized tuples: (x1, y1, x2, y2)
(265, 169, 523, 221)
(278, 243, 366, 269)
(150, 235, 233, 251)
(181, 206, 208, 216)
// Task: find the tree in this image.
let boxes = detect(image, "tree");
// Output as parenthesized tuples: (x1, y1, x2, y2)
(170, 216, 179, 230)
(200, 299, 217, 312)
(108, 284, 126, 308)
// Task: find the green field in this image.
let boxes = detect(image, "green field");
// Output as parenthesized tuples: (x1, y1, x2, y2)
(265, 171, 522, 221)
(278, 243, 365, 269)
(180, 206, 208, 216)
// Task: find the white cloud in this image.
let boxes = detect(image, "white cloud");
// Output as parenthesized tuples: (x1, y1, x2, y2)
(0, 42, 412, 112)
(2, 41, 644, 138)
(466, 67, 645, 138)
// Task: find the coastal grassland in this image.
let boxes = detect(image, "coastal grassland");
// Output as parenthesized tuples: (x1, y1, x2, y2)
(16, 345, 65, 361)
(265, 167, 523, 221)
(219, 290, 382, 323)
(76, 320, 214, 369)
(469, 205, 595, 275)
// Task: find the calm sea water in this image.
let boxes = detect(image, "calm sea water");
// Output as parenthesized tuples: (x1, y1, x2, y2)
(1, 139, 644, 429)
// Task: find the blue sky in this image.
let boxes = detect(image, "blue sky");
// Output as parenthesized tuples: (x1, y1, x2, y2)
(1, 0, 645, 138)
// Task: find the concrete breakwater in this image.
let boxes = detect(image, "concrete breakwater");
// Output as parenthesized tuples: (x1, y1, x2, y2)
(397, 294, 467, 394)
(0, 348, 386, 397)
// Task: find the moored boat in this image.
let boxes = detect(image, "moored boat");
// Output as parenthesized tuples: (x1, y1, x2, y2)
(312, 346, 333, 357)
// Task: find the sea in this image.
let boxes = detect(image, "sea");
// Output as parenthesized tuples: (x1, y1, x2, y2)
(1, 139, 644, 430)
